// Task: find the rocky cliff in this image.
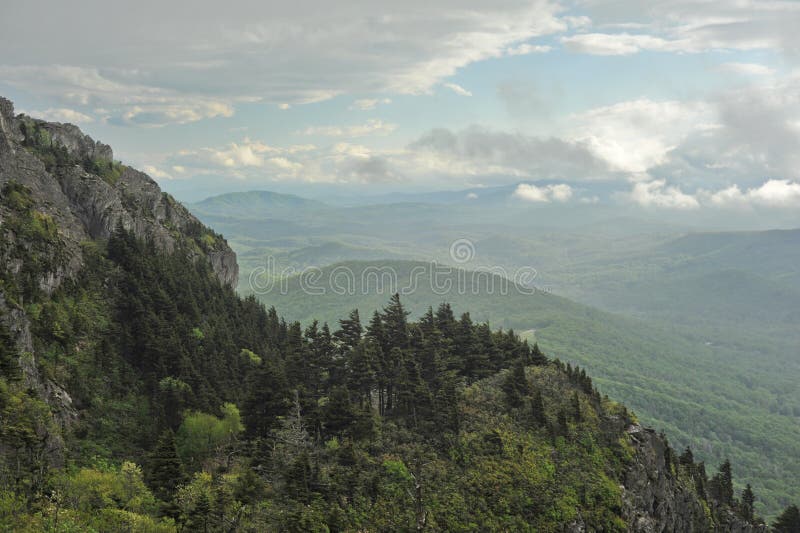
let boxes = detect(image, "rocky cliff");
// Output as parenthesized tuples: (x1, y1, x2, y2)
(0, 96, 238, 459)
(0, 96, 238, 290)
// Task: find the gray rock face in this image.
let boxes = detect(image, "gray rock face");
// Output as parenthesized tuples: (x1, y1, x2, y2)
(38, 121, 114, 163)
(621, 424, 766, 533)
(0, 96, 238, 449)
(0, 96, 238, 289)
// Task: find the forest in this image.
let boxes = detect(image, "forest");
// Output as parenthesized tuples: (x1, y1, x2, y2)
(1, 189, 796, 530)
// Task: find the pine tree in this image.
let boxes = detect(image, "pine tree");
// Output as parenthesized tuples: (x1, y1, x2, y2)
(382, 293, 409, 350)
(773, 504, 800, 533)
(346, 341, 375, 407)
(571, 391, 581, 422)
(529, 389, 547, 426)
(740, 484, 755, 522)
(709, 459, 734, 506)
(145, 430, 186, 502)
(502, 359, 529, 409)
(334, 309, 362, 353)
(242, 357, 290, 440)
(434, 303, 457, 341)
(0, 318, 20, 382)
(679, 446, 694, 467)
(530, 342, 546, 365)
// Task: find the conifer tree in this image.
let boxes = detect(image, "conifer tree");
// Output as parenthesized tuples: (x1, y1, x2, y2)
(502, 359, 529, 409)
(334, 309, 362, 353)
(740, 484, 755, 522)
(774, 504, 800, 532)
(145, 430, 186, 502)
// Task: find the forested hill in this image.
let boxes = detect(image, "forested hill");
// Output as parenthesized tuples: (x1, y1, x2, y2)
(0, 97, 790, 531)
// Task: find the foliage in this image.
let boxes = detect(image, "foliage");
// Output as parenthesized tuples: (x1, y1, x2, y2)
(0, 224, 780, 531)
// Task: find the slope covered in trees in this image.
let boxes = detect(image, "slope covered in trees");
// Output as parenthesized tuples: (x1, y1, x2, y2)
(0, 100, 791, 531)
(0, 216, 775, 530)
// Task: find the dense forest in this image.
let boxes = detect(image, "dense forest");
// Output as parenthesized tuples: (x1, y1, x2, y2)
(0, 181, 793, 530)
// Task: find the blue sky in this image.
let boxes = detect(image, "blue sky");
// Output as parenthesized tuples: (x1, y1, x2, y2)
(1, 0, 800, 208)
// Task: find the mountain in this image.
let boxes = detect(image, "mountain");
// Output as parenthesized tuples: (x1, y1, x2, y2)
(190, 185, 800, 518)
(190, 190, 328, 219)
(248, 259, 800, 516)
(0, 97, 775, 530)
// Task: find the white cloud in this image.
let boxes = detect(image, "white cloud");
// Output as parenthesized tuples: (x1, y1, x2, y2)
(568, 98, 714, 173)
(143, 165, 174, 180)
(350, 98, 392, 111)
(505, 43, 552, 56)
(443, 83, 473, 97)
(707, 179, 800, 207)
(513, 183, 574, 202)
(629, 180, 699, 209)
(0, 65, 235, 127)
(0, 0, 565, 120)
(26, 107, 94, 124)
(301, 119, 397, 137)
(649, 74, 800, 186)
(278, 103, 291, 110)
(564, 1, 800, 57)
(466, 192, 479, 199)
(718, 62, 776, 76)
(560, 33, 686, 55)
(171, 138, 280, 172)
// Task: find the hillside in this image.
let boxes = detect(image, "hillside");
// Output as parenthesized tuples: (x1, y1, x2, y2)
(248, 259, 800, 517)
(0, 98, 776, 531)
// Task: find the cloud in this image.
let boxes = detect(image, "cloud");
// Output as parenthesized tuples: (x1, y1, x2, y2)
(25, 107, 94, 124)
(409, 126, 617, 181)
(505, 43, 552, 56)
(350, 98, 392, 111)
(563, 1, 800, 58)
(443, 83, 472, 96)
(629, 180, 700, 209)
(513, 183, 573, 202)
(718, 62, 776, 76)
(142, 165, 174, 180)
(568, 98, 714, 174)
(301, 119, 397, 137)
(0, 65, 235, 127)
(0, 0, 565, 123)
(170, 139, 284, 173)
(560, 33, 685, 55)
(706, 179, 800, 208)
(466, 192, 479, 199)
(649, 75, 800, 187)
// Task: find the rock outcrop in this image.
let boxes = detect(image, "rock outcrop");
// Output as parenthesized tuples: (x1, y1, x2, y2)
(0, 96, 238, 289)
(621, 424, 766, 532)
(0, 96, 239, 449)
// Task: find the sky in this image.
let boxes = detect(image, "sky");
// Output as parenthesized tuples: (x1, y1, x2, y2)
(2, 0, 800, 209)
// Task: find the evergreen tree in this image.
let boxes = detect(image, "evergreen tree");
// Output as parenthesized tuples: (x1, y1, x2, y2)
(740, 484, 755, 522)
(242, 357, 290, 440)
(0, 318, 20, 382)
(334, 309, 362, 353)
(709, 459, 734, 506)
(571, 391, 582, 422)
(528, 389, 547, 427)
(679, 446, 694, 467)
(502, 359, 529, 409)
(346, 341, 375, 407)
(530, 342, 547, 365)
(774, 504, 800, 533)
(144, 430, 186, 502)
